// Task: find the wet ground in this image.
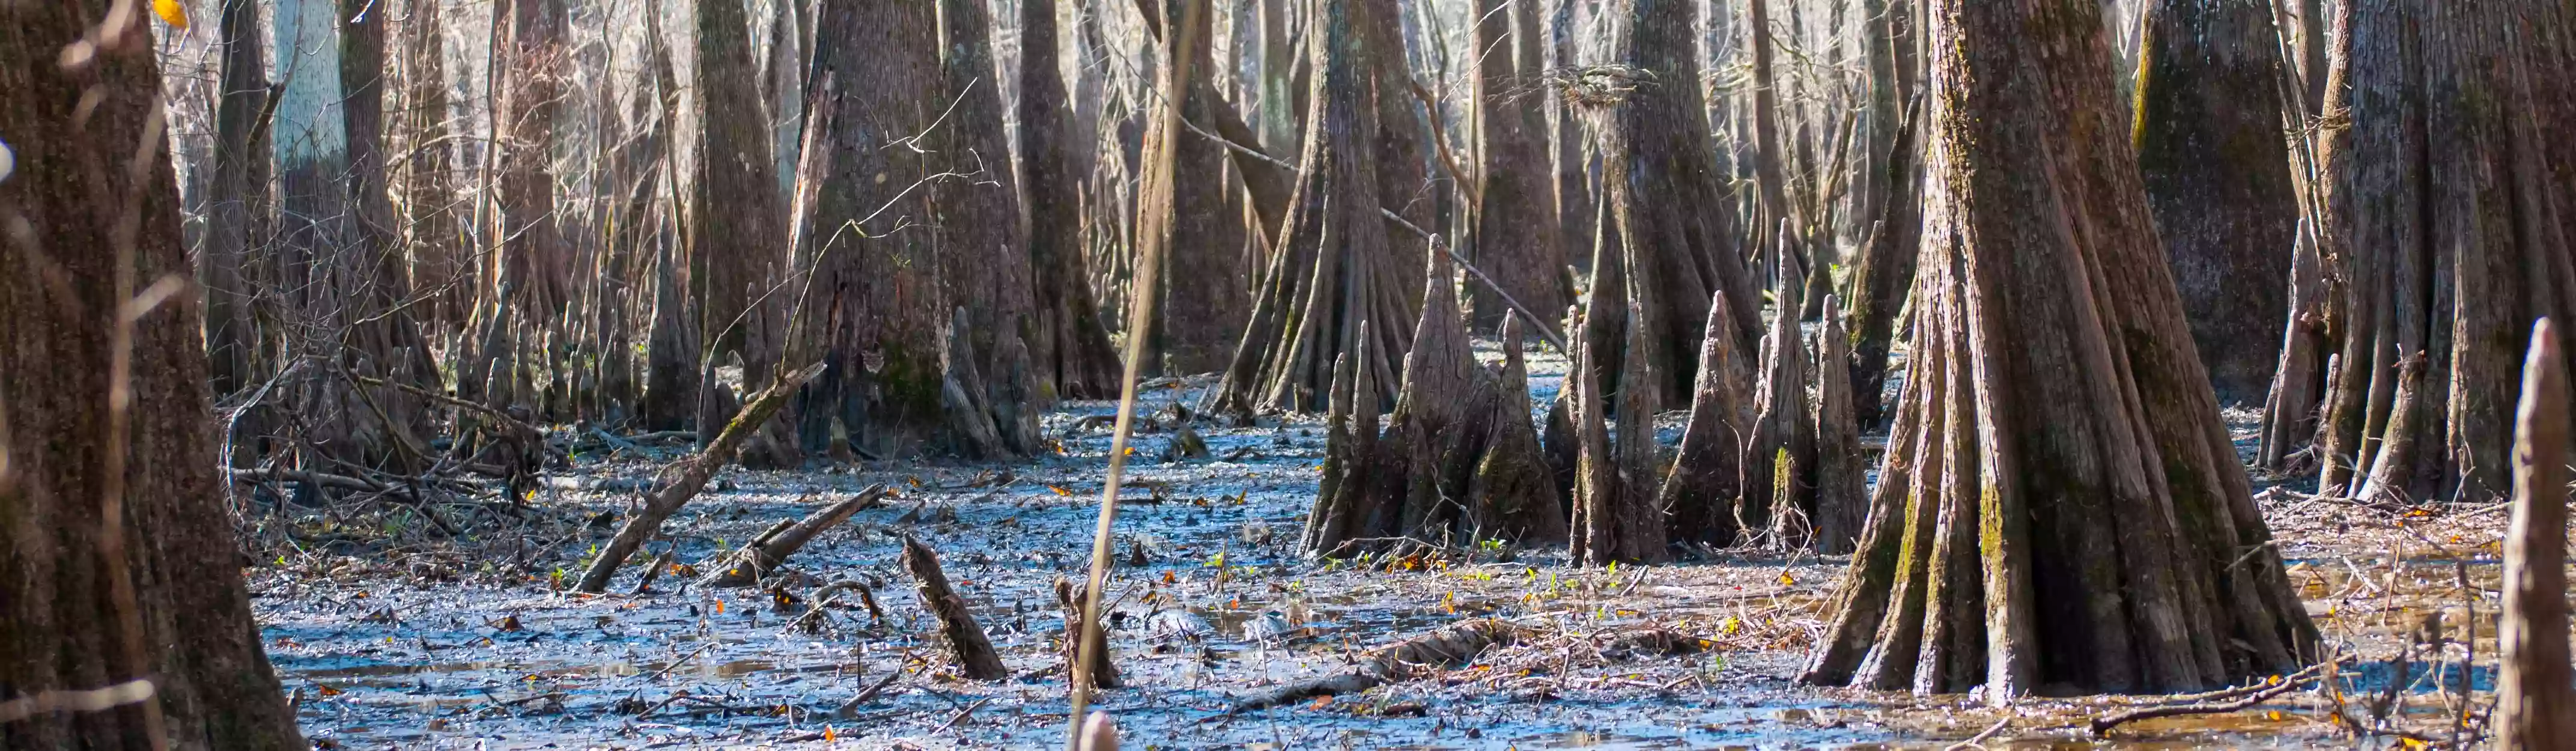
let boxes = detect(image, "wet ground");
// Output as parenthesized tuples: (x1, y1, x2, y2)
(252, 342, 2509, 749)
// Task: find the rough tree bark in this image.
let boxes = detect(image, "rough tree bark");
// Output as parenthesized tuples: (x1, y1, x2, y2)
(1548, 0, 1593, 278)
(2133, 0, 2297, 404)
(1811, 295, 1865, 555)
(1841, 93, 1919, 430)
(1302, 252, 1564, 556)
(339, 0, 440, 464)
(637, 18, 700, 433)
(1468, 0, 1566, 335)
(395, 0, 466, 333)
(1741, 239, 1812, 546)
(1210, 0, 1414, 416)
(1797, 0, 2317, 699)
(0, 8, 305, 745)
(1132, 0, 1250, 376)
(1656, 288, 1755, 549)
(935, 0, 1041, 455)
(2310, 0, 2576, 504)
(690, 0, 789, 418)
(1356, 0, 1433, 308)
(1579, 0, 1760, 408)
(1022, 0, 1124, 400)
(795, 0, 1035, 458)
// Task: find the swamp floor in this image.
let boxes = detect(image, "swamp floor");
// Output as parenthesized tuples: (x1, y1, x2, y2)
(254, 341, 2515, 749)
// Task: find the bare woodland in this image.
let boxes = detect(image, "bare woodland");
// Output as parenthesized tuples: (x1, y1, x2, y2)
(6, 0, 2576, 746)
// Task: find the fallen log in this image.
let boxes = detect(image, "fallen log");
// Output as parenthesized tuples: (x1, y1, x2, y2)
(705, 484, 892, 587)
(1231, 618, 1522, 713)
(573, 361, 827, 594)
(902, 536, 1008, 680)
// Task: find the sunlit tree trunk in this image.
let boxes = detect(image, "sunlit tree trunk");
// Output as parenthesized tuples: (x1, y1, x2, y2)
(1799, 0, 2316, 699)
(1208, 0, 1415, 416)
(796, 0, 1039, 457)
(396, 0, 466, 333)
(1585, 0, 1758, 406)
(2312, 0, 2576, 504)
(937, 0, 1042, 454)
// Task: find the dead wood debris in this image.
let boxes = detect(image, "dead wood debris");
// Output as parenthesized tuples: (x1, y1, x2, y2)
(1231, 618, 1524, 713)
(703, 484, 890, 586)
(901, 536, 1008, 680)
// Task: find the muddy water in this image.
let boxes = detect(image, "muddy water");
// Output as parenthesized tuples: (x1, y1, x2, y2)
(254, 349, 2426, 749)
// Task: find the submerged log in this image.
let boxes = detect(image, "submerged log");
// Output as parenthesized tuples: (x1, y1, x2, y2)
(1230, 618, 1523, 712)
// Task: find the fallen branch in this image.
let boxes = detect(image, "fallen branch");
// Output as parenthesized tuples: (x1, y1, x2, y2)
(2090, 659, 2333, 736)
(574, 361, 827, 594)
(705, 484, 892, 587)
(1230, 618, 1523, 713)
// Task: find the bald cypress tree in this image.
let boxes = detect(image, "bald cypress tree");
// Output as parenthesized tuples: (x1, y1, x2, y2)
(0, 8, 305, 746)
(1799, 0, 2316, 699)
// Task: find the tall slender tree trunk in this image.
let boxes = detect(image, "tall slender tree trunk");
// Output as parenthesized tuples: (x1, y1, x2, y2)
(0, 8, 305, 746)
(2133, 0, 2297, 404)
(691, 0, 792, 454)
(1131, 0, 1250, 376)
(205, 0, 272, 399)
(1468, 0, 1567, 334)
(396, 0, 465, 334)
(1798, 0, 2316, 700)
(477, 0, 572, 411)
(1549, 0, 1594, 281)
(1024, 0, 1125, 399)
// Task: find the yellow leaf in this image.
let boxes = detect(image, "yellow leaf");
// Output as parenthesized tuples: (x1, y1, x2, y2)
(152, 0, 189, 28)
(1048, 484, 1072, 496)
(1778, 572, 1795, 586)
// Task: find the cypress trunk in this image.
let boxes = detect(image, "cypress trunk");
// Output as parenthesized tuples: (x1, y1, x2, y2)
(0, 10, 306, 744)
(1798, 0, 2317, 699)
(2133, 0, 2298, 404)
